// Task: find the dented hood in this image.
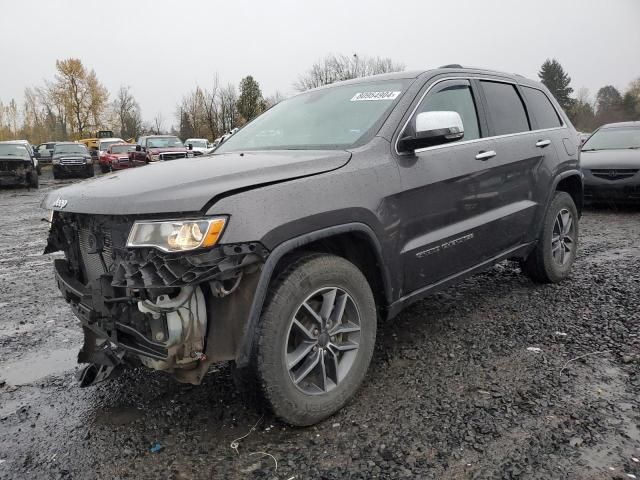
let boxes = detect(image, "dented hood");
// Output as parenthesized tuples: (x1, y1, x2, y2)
(43, 150, 351, 215)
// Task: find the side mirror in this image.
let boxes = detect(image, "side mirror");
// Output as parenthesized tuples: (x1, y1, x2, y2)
(188, 143, 193, 150)
(34, 151, 41, 159)
(398, 111, 464, 152)
(135, 145, 142, 152)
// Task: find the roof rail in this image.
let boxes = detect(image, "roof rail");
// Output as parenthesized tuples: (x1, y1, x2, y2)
(439, 64, 463, 68)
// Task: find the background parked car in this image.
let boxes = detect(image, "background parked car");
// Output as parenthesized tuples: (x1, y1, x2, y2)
(102, 143, 140, 171)
(581, 121, 640, 203)
(52, 142, 94, 179)
(35, 142, 57, 164)
(0, 140, 41, 175)
(130, 135, 194, 164)
(0, 142, 39, 188)
(183, 138, 213, 156)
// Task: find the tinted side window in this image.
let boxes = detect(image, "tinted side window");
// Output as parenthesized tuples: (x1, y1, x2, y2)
(522, 86, 562, 129)
(480, 81, 530, 135)
(416, 81, 480, 141)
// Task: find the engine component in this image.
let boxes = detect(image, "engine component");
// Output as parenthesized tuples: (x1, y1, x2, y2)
(137, 286, 208, 370)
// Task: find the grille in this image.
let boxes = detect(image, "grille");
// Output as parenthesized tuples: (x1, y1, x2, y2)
(60, 157, 86, 165)
(78, 227, 114, 284)
(590, 168, 638, 181)
(0, 161, 24, 173)
(159, 152, 187, 161)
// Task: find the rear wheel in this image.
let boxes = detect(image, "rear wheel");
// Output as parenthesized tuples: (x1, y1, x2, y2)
(100, 164, 110, 174)
(235, 254, 377, 426)
(522, 191, 578, 283)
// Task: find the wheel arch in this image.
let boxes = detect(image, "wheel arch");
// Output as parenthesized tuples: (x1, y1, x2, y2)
(553, 170, 583, 216)
(235, 223, 392, 367)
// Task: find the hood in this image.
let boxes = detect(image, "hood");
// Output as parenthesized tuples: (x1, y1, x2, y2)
(148, 146, 188, 154)
(581, 149, 640, 169)
(43, 150, 351, 215)
(0, 156, 31, 162)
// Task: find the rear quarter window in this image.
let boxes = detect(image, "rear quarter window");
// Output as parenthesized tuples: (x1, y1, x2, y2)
(522, 86, 563, 129)
(480, 81, 530, 136)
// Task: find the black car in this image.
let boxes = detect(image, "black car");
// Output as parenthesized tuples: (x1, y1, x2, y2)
(581, 121, 640, 203)
(42, 66, 582, 426)
(0, 142, 39, 188)
(52, 142, 95, 179)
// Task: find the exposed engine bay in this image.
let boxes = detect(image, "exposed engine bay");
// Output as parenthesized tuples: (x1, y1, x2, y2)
(45, 211, 268, 386)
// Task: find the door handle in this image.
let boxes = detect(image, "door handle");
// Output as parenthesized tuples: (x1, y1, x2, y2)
(536, 139, 551, 148)
(475, 150, 496, 161)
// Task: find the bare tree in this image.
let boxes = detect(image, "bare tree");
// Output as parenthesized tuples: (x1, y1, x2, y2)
(152, 113, 164, 134)
(294, 53, 405, 91)
(113, 86, 142, 139)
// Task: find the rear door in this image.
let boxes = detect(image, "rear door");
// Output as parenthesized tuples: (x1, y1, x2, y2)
(475, 79, 550, 247)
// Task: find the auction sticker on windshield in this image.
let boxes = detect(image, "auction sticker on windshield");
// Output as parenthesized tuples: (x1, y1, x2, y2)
(350, 91, 401, 101)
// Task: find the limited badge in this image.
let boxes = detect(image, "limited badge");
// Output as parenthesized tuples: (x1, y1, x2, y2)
(350, 91, 401, 102)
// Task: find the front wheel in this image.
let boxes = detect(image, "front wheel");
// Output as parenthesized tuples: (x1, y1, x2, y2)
(237, 254, 377, 426)
(521, 191, 579, 283)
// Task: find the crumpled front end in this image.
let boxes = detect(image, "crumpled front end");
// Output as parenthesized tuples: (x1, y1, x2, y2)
(45, 211, 268, 385)
(0, 160, 33, 186)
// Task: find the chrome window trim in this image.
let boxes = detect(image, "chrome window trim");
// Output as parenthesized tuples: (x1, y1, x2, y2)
(394, 76, 568, 156)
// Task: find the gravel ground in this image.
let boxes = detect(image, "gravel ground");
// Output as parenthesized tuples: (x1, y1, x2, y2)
(0, 167, 639, 480)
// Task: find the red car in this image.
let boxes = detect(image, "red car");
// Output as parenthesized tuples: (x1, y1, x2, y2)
(99, 143, 140, 172)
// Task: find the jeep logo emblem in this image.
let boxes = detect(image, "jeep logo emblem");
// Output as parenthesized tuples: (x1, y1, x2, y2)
(53, 197, 68, 209)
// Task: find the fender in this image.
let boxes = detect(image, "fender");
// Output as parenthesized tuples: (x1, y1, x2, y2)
(550, 168, 584, 213)
(235, 222, 392, 366)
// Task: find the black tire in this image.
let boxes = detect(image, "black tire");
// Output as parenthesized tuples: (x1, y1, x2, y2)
(36, 164, 42, 175)
(522, 191, 578, 283)
(235, 253, 377, 426)
(86, 166, 95, 178)
(100, 164, 110, 174)
(52, 168, 60, 180)
(28, 171, 39, 188)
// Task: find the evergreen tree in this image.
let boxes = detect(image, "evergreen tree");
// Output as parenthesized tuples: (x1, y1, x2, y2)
(538, 59, 574, 111)
(236, 76, 264, 123)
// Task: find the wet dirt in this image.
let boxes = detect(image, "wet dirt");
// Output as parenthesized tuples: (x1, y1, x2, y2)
(0, 167, 639, 479)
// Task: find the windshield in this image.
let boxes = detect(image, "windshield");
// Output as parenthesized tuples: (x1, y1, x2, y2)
(186, 140, 207, 148)
(582, 127, 640, 151)
(146, 137, 184, 148)
(216, 80, 409, 152)
(0, 144, 29, 158)
(111, 145, 135, 154)
(99, 140, 122, 151)
(54, 144, 88, 155)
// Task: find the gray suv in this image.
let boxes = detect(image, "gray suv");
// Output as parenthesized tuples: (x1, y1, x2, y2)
(43, 66, 582, 425)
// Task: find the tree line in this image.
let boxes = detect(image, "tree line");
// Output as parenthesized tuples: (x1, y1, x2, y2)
(538, 58, 640, 132)
(3, 55, 633, 144)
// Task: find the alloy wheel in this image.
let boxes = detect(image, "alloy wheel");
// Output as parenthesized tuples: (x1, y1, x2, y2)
(551, 208, 575, 266)
(285, 287, 361, 395)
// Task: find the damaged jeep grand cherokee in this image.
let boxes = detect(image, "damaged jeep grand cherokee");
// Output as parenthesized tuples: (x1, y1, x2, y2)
(43, 67, 582, 426)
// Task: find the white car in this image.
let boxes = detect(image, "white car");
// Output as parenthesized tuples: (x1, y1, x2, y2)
(184, 138, 213, 156)
(97, 138, 125, 157)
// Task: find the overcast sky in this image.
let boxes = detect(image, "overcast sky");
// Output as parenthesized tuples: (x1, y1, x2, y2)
(1, 0, 639, 128)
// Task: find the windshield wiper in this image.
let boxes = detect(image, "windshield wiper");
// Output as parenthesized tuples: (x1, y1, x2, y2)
(581, 148, 600, 152)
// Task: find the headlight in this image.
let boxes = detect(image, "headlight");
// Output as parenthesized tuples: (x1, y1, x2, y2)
(126, 217, 227, 252)
(86, 157, 93, 164)
(187, 152, 194, 158)
(52, 158, 60, 165)
(151, 154, 160, 161)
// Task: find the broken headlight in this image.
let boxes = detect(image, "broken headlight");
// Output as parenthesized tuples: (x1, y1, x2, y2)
(126, 217, 227, 252)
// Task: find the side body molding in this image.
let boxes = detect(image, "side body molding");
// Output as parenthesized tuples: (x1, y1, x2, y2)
(235, 222, 391, 367)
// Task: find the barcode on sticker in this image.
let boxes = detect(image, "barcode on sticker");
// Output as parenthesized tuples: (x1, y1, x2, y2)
(350, 91, 401, 101)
